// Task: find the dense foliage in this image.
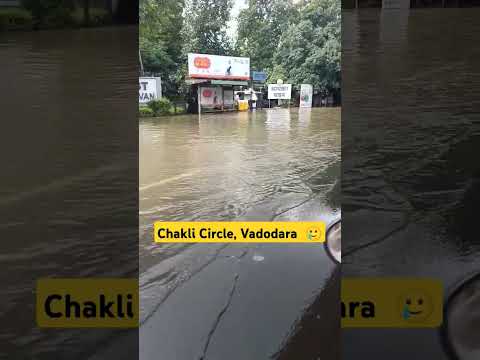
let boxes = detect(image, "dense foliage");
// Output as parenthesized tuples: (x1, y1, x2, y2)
(272, 0, 340, 95)
(236, 0, 297, 77)
(21, 0, 74, 26)
(140, 0, 185, 96)
(139, 0, 341, 99)
(19, 0, 111, 28)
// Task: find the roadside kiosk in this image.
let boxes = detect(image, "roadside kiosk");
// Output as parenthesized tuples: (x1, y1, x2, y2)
(186, 53, 251, 113)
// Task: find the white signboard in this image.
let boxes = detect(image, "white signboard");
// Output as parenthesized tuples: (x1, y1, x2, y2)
(139, 77, 161, 104)
(200, 87, 223, 107)
(268, 84, 292, 100)
(299, 84, 313, 108)
(188, 53, 250, 80)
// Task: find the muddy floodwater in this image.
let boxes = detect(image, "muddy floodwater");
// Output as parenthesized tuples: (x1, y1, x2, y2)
(342, 9, 480, 360)
(139, 108, 340, 360)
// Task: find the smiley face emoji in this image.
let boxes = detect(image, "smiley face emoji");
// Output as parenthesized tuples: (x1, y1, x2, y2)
(307, 227, 322, 241)
(399, 290, 434, 322)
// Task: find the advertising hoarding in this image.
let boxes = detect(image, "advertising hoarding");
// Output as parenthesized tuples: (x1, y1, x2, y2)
(268, 84, 292, 100)
(299, 84, 313, 108)
(188, 53, 250, 80)
(139, 77, 162, 104)
(199, 87, 223, 107)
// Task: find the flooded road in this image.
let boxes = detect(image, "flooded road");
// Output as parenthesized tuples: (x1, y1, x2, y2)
(342, 9, 480, 360)
(139, 108, 340, 359)
(0, 27, 138, 359)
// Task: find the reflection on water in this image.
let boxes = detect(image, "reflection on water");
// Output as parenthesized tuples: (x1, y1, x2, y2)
(343, 9, 480, 360)
(0, 27, 137, 359)
(139, 108, 340, 264)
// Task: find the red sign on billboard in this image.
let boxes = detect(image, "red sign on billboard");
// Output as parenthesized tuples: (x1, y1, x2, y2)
(194, 57, 211, 69)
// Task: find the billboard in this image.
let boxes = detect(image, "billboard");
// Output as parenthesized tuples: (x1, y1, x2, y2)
(268, 84, 292, 100)
(139, 77, 161, 104)
(299, 84, 313, 108)
(188, 53, 250, 80)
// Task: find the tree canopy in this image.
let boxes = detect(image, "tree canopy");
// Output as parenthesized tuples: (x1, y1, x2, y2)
(139, 0, 341, 98)
(272, 0, 340, 94)
(140, 0, 184, 96)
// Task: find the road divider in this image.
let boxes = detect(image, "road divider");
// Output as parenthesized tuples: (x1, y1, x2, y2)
(153, 221, 326, 243)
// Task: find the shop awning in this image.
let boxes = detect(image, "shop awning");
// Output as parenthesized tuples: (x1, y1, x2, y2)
(210, 80, 248, 86)
(185, 78, 209, 85)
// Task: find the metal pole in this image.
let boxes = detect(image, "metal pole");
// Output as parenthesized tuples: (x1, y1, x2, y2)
(197, 86, 201, 115)
(139, 49, 144, 76)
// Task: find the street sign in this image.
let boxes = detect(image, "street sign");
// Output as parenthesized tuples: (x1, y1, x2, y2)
(252, 71, 267, 82)
(268, 84, 292, 100)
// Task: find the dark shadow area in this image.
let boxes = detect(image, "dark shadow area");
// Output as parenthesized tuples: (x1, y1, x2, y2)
(274, 267, 341, 360)
(342, 7, 480, 360)
(0, 16, 139, 360)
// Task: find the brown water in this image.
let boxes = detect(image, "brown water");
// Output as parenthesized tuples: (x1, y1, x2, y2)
(139, 108, 340, 293)
(0, 27, 138, 359)
(139, 108, 341, 360)
(342, 9, 480, 360)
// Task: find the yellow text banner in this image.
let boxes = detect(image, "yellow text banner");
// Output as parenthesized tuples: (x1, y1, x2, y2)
(154, 221, 326, 243)
(341, 278, 443, 328)
(36, 278, 139, 328)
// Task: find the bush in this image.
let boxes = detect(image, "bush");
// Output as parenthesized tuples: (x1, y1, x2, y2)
(0, 8, 33, 29)
(139, 106, 154, 118)
(21, 0, 73, 27)
(148, 98, 172, 116)
(72, 7, 111, 26)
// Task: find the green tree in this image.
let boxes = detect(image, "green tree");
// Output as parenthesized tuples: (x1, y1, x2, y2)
(140, 0, 185, 96)
(21, 0, 74, 26)
(236, 0, 296, 74)
(82, 0, 90, 25)
(272, 0, 340, 95)
(182, 0, 233, 55)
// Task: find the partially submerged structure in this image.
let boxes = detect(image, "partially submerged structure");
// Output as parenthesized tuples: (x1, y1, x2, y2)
(186, 53, 251, 113)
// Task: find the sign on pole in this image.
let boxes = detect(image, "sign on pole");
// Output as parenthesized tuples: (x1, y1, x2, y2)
(139, 77, 162, 104)
(252, 71, 267, 82)
(299, 84, 313, 108)
(188, 53, 250, 80)
(268, 84, 292, 100)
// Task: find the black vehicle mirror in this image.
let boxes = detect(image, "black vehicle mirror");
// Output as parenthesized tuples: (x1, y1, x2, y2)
(325, 220, 341, 264)
(441, 272, 480, 360)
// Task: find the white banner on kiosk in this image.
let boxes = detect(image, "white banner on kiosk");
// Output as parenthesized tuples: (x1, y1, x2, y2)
(188, 53, 250, 80)
(199, 87, 223, 107)
(299, 84, 313, 108)
(268, 84, 292, 100)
